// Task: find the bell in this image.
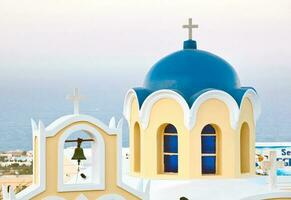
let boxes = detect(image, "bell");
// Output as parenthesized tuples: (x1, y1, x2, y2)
(71, 147, 86, 161)
(71, 138, 86, 167)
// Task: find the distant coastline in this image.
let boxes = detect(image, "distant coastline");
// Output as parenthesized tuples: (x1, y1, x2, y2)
(0, 90, 291, 151)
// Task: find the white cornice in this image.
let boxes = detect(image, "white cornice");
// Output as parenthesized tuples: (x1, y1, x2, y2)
(46, 114, 118, 137)
(123, 89, 261, 130)
(140, 90, 190, 130)
(188, 90, 240, 130)
(240, 89, 261, 126)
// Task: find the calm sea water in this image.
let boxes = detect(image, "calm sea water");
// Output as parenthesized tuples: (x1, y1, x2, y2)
(0, 81, 290, 151)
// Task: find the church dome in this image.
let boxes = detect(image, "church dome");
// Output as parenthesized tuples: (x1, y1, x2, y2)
(144, 40, 241, 100)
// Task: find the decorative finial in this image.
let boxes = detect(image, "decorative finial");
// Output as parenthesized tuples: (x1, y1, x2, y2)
(182, 18, 198, 40)
(67, 88, 85, 115)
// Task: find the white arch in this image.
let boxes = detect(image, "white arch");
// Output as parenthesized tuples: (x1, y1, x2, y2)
(242, 192, 291, 200)
(123, 88, 261, 130)
(97, 194, 126, 200)
(58, 124, 105, 192)
(123, 89, 138, 122)
(140, 90, 190, 129)
(240, 89, 261, 126)
(42, 196, 66, 200)
(46, 114, 117, 137)
(189, 90, 240, 130)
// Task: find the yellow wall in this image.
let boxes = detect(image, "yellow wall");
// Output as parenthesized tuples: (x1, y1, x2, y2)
(32, 121, 140, 200)
(129, 96, 255, 179)
(236, 98, 256, 177)
(33, 136, 39, 184)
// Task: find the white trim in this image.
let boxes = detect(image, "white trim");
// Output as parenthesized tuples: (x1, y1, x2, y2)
(116, 120, 145, 199)
(189, 90, 239, 130)
(240, 89, 261, 126)
(46, 114, 117, 137)
(256, 142, 291, 147)
(242, 191, 291, 200)
(140, 90, 189, 130)
(14, 121, 46, 200)
(97, 194, 126, 200)
(109, 117, 116, 129)
(58, 124, 105, 192)
(123, 89, 261, 130)
(42, 196, 66, 200)
(123, 89, 139, 122)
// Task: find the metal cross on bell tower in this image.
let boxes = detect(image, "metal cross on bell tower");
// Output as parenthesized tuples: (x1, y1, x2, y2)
(67, 88, 85, 115)
(182, 18, 199, 40)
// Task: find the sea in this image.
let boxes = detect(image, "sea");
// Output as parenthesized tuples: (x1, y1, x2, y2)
(0, 72, 291, 151)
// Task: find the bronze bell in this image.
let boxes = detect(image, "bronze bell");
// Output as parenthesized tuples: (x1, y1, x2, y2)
(71, 138, 86, 166)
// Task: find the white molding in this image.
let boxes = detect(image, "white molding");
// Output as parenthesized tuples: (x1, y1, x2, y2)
(256, 142, 291, 147)
(31, 118, 37, 134)
(140, 90, 189, 130)
(242, 192, 291, 200)
(46, 114, 118, 138)
(116, 121, 144, 199)
(1, 184, 15, 200)
(109, 117, 116, 129)
(189, 90, 239, 130)
(240, 89, 261, 126)
(123, 89, 138, 123)
(123, 89, 261, 130)
(14, 121, 46, 200)
(97, 194, 126, 200)
(58, 124, 105, 192)
(1, 184, 9, 200)
(42, 196, 66, 200)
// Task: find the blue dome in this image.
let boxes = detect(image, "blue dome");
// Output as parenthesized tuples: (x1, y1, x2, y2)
(131, 40, 255, 108)
(144, 40, 241, 100)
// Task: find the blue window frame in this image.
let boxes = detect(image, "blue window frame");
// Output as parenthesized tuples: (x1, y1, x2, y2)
(201, 124, 217, 174)
(164, 124, 178, 133)
(201, 136, 216, 154)
(163, 124, 178, 173)
(202, 156, 216, 174)
(202, 124, 216, 134)
(164, 155, 178, 173)
(164, 135, 178, 153)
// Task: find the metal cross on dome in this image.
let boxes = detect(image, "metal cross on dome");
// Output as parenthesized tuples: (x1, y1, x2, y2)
(182, 18, 198, 40)
(67, 88, 85, 115)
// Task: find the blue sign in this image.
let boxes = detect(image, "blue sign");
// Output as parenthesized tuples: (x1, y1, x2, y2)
(256, 143, 291, 176)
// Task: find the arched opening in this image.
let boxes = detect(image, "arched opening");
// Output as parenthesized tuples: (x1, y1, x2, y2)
(63, 130, 93, 185)
(201, 124, 219, 175)
(58, 124, 105, 191)
(240, 122, 250, 173)
(158, 124, 178, 173)
(133, 122, 141, 172)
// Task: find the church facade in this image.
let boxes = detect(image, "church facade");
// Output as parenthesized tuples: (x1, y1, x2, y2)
(124, 20, 261, 179)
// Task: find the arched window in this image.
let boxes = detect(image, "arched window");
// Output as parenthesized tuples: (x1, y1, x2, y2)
(58, 124, 105, 192)
(201, 124, 217, 174)
(163, 124, 178, 173)
(133, 122, 141, 172)
(240, 122, 250, 173)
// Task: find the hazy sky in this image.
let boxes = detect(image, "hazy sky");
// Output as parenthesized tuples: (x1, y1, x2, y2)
(0, 1, 291, 147)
